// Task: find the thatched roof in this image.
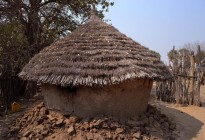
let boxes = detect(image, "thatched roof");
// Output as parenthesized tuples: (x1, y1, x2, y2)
(19, 11, 172, 87)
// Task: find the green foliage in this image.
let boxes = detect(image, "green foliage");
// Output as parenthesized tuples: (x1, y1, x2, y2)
(0, 0, 114, 76)
(0, 21, 31, 75)
(0, 22, 28, 47)
(0, 0, 114, 46)
(167, 43, 205, 74)
(167, 49, 178, 62)
(150, 50, 161, 59)
(178, 48, 191, 69)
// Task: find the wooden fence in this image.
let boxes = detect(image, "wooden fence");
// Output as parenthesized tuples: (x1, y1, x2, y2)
(0, 76, 26, 109)
(156, 74, 201, 106)
(156, 45, 202, 106)
(156, 80, 175, 103)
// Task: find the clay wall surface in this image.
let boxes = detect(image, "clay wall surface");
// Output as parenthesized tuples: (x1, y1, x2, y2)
(42, 79, 153, 118)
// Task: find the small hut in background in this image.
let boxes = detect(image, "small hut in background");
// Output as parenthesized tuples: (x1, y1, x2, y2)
(19, 10, 172, 118)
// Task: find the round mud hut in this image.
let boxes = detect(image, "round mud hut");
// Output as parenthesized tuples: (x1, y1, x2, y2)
(19, 11, 172, 118)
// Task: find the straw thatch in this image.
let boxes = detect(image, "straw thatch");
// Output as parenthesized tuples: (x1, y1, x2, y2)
(19, 11, 172, 87)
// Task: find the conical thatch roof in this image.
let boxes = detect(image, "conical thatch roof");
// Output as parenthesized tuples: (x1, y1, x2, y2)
(19, 11, 172, 87)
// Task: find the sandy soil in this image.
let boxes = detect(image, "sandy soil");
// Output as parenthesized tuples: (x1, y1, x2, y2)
(151, 85, 205, 140)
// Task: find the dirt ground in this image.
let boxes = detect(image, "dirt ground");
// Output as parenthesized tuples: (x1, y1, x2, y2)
(150, 85, 205, 140)
(0, 98, 42, 139)
(0, 87, 205, 140)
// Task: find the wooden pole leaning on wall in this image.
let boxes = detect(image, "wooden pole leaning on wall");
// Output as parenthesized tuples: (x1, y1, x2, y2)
(189, 51, 195, 105)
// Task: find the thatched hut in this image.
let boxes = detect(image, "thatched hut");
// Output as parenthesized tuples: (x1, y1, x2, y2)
(19, 10, 172, 118)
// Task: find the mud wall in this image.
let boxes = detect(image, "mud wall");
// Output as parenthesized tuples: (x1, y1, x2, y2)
(42, 79, 153, 118)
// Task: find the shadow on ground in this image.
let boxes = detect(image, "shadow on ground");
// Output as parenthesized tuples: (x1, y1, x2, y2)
(150, 100, 204, 140)
(149, 84, 205, 140)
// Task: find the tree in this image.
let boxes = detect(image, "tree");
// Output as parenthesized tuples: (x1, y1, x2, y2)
(0, 0, 114, 52)
(0, 21, 29, 76)
(167, 43, 205, 74)
(150, 50, 161, 60)
(167, 46, 180, 74)
(0, 0, 114, 98)
(0, 0, 114, 74)
(183, 41, 205, 63)
(167, 48, 178, 64)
